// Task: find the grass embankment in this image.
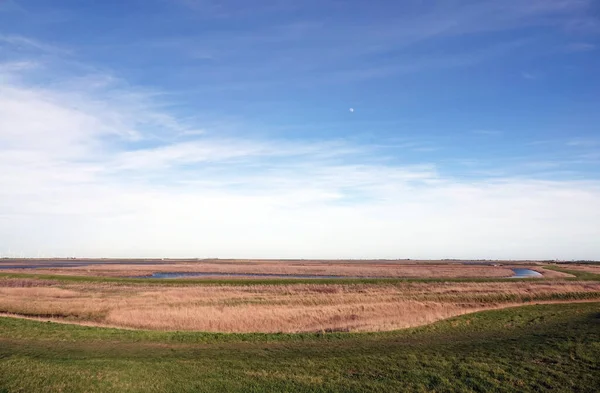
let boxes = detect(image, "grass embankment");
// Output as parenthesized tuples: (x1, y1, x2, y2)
(0, 302, 599, 392)
(544, 265, 600, 281)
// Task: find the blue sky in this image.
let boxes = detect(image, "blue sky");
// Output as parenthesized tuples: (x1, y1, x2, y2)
(1, 0, 599, 259)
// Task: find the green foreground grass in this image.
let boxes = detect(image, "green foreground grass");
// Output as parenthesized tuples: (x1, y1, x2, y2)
(1, 302, 599, 393)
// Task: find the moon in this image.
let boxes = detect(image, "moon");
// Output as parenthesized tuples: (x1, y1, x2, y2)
(349, 108, 354, 113)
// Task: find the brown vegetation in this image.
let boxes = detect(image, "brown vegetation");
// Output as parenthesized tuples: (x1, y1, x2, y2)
(0, 277, 598, 333)
(4, 262, 524, 278)
(557, 264, 600, 274)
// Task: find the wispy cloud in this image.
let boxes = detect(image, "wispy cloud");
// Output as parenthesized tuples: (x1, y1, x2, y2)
(473, 130, 503, 136)
(177, 0, 298, 19)
(1, 0, 599, 261)
(568, 138, 599, 147)
(0, 34, 70, 55)
(563, 15, 600, 34)
(521, 71, 543, 80)
(1, 53, 600, 259)
(565, 42, 597, 52)
(146, 0, 598, 88)
(0, 60, 38, 76)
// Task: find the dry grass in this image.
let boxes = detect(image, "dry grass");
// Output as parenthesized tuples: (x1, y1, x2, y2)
(557, 264, 600, 274)
(0, 278, 598, 333)
(108, 301, 487, 332)
(0, 278, 59, 287)
(6, 262, 522, 278)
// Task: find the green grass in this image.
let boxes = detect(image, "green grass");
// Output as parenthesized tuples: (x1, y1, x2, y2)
(544, 265, 600, 281)
(1, 302, 599, 392)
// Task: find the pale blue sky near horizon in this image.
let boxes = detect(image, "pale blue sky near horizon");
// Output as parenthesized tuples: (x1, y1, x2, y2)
(0, 0, 599, 259)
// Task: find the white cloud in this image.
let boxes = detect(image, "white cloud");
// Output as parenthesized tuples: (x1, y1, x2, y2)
(0, 85, 114, 156)
(1, 56, 600, 260)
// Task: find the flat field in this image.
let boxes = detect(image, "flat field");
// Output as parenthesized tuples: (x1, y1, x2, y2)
(0, 261, 598, 392)
(0, 277, 598, 332)
(1, 302, 599, 392)
(0, 258, 572, 278)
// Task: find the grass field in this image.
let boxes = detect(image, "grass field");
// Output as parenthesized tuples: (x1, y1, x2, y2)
(0, 262, 519, 278)
(0, 259, 576, 279)
(1, 276, 599, 332)
(1, 302, 599, 392)
(0, 262, 598, 391)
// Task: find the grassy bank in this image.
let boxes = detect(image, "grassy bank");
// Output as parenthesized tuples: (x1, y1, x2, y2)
(1, 302, 599, 392)
(544, 265, 600, 281)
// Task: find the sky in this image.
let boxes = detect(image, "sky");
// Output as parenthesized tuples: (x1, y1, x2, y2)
(0, 0, 599, 260)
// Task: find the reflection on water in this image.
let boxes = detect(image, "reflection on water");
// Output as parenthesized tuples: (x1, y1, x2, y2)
(0, 262, 545, 280)
(140, 269, 545, 279)
(142, 272, 356, 279)
(511, 268, 543, 278)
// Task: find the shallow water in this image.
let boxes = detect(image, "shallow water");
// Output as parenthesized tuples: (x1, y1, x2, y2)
(0, 261, 544, 279)
(140, 272, 359, 279)
(511, 268, 543, 278)
(140, 269, 545, 279)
